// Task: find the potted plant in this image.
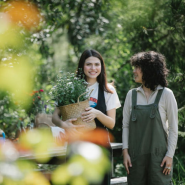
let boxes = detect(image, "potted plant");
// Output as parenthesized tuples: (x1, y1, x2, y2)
(49, 71, 96, 132)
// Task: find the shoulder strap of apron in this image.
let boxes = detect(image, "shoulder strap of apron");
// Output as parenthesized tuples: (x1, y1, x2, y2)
(150, 88, 164, 119)
(131, 89, 137, 122)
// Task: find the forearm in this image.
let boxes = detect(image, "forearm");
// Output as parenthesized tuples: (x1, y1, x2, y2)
(96, 110, 115, 129)
(122, 126, 129, 149)
(166, 90, 178, 158)
(52, 108, 64, 128)
(122, 91, 131, 150)
(166, 130, 178, 158)
(123, 148, 128, 154)
(52, 115, 63, 127)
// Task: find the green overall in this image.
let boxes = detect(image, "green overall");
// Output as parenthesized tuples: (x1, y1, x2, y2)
(128, 89, 172, 185)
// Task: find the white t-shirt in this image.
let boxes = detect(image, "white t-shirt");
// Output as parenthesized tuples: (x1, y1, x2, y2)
(86, 82, 121, 111)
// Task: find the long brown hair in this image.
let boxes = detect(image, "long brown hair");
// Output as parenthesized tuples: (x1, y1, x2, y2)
(76, 49, 113, 93)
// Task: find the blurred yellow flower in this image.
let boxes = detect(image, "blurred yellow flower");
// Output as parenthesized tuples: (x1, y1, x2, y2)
(52, 142, 110, 185)
(19, 129, 55, 163)
(23, 171, 50, 185)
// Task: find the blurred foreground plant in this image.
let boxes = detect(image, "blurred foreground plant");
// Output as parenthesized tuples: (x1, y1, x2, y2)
(0, 1, 43, 108)
(0, 133, 51, 185)
(0, 128, 111, 185)
(52, 141, 110, 185)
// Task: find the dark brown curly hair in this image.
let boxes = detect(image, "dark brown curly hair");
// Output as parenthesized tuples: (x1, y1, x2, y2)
(130, 51, 169, 91)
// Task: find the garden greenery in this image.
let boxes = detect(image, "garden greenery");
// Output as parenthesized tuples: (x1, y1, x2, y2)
(1, 0, 185, 183)
(27, 89, 45, 120)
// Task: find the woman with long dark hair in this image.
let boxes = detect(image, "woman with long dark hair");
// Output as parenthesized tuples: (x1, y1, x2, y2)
(76, 49, 120, 129)
(122, 51, 178, 185)
(52, 49, 121, 184)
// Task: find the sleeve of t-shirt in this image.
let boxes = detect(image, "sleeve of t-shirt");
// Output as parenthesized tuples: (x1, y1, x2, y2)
(105, 84, 121, 111)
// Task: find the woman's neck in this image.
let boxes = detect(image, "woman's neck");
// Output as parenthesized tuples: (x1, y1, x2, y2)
(87, 78, 97, 87)
(142, 85, 153, 102)
(142, 85, 152, 94)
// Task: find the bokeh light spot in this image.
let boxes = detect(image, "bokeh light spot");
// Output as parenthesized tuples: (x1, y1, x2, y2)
(68, 162, 84, 176)
(77, 142, 102, 161)
(26, 130, 41, 144)
(3, 1, 42, 30)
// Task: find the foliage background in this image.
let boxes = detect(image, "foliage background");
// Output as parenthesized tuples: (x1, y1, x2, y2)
(0, 0, 185, 183)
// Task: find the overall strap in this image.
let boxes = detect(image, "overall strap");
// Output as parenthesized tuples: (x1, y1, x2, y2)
(132, 89, 137, 107)
(150, 88, 164, 119)
(154, 88, 164, 106)
(131, 89, 137, 122)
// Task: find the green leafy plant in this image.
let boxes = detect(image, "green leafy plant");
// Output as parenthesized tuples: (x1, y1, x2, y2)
(49, 71, 88, 107)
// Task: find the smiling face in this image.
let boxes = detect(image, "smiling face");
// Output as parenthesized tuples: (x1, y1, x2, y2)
(84, 56, 101, 83)
(133, 66, 143, 83)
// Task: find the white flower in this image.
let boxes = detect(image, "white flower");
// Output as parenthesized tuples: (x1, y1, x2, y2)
(67, 82, 72, 85)
(84, 81, 88, 85)
(67, 82, 74, 92)
(52, 85, 57, 90)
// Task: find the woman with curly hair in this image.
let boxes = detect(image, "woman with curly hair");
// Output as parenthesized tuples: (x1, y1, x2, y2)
(122, 51, 178, 185)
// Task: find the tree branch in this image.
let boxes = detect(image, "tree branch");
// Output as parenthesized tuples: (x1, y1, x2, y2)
(178, 106, 185, 112)
(111, 60, 130, 78)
